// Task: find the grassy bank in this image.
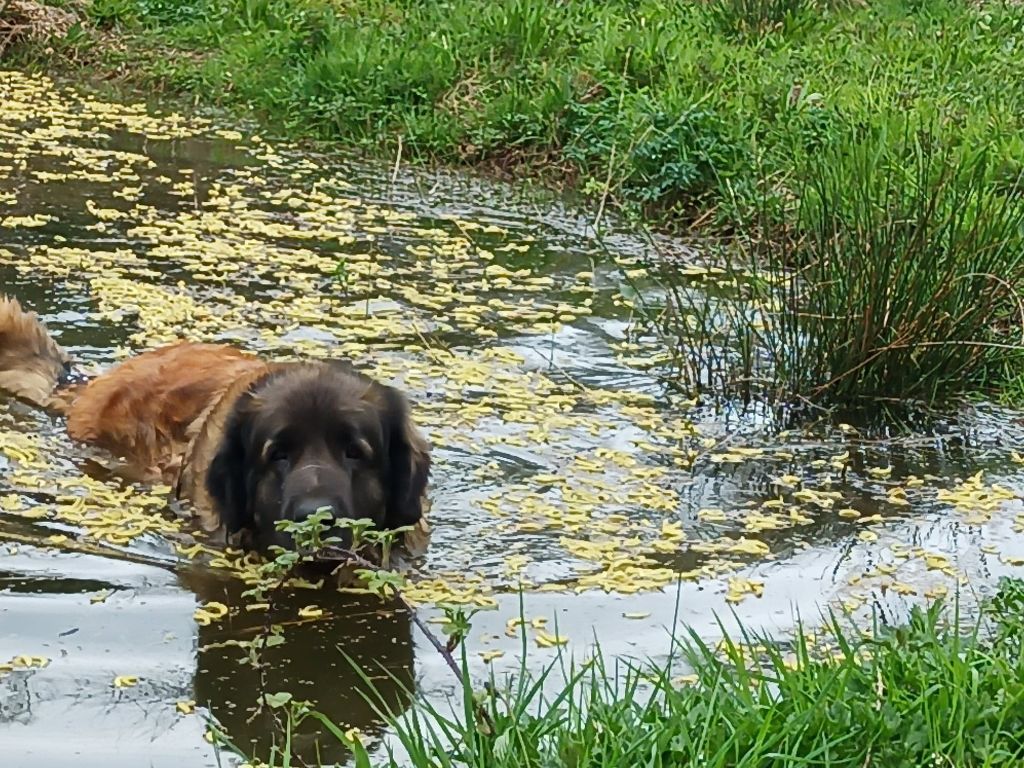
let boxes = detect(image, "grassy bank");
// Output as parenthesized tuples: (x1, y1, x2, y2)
(8, 0, 1024, 230)
(246, 580, 1024, 767)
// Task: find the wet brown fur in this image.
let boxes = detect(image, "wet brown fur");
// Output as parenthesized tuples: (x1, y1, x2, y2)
(0, 295, 70, 407)
(0, 295, 431, 550)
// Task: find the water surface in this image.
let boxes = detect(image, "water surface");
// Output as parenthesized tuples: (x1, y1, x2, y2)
(3, 70, 1024, 766)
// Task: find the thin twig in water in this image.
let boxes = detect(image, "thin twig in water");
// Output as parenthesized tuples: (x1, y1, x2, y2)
(327, 546, 467, 684)
(391, 135, 403, 185)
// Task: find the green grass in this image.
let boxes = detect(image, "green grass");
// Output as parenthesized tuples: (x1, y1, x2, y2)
(244, 578, 1024, 767)
(10, 0, 1024, 230)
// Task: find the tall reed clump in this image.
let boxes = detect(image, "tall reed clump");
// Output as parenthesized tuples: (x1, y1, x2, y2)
(653, 125, 1024, 410)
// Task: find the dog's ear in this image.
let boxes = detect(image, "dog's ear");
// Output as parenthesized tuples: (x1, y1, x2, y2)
(206, 395, 257, 535)
(372, 384, 431, 530)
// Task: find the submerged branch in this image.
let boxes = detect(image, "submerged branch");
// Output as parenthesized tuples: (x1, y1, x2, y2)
(323, 546, 468, 685)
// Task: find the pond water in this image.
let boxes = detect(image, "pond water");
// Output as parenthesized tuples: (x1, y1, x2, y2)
(3, 69, 1024, 767)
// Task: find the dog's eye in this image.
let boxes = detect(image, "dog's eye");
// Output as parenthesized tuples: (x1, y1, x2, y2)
(344, 439, 371, 461)
(265, 443, 289, 464)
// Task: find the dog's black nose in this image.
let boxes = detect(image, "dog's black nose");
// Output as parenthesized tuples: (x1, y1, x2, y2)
(291, 497, 342, 521)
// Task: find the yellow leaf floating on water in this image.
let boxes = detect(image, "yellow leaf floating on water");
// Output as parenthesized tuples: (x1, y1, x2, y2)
(343, 726, 370, 747)
(794, 488, 841, 508)
(774, 474, 802, 488)
(289, 578, 323, 591)
(203, 601, 229, 616)
(725, 577, 765, 604)
(175, 543, 205, 559)
(534, 630, 569, 648)
(887, 488, 910, 506)
(516, 522, 547, 533)
(113, 675, 139, 688)
(858, 531, 879, 542)
(403, 578, 498, 609)
(924, 553, 951, 570)
(2, 214, 54, 228)
(1000, 554, 1024, 567)
(891, 544, 912, 559)
(298, 605, 323, 619)
(193, 602, 229, 626)
(865, 466, 892, 479)
(479, 650, 505, 663)
(90, 590, 112, 604)
(12, 655, 49, 669)
(935, 471, 1016, 526)
(728, 537, 770, 557)
(176, 700, 196, 715)
(0, 494, 25, 511)
(840, 597, 863, 613)
(660, 520, 685, 541)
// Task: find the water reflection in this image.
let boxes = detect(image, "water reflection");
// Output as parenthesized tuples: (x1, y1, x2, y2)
(181, 571, 416, 765)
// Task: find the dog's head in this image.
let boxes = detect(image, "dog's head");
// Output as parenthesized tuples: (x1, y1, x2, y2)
(205, 363, 430, 552)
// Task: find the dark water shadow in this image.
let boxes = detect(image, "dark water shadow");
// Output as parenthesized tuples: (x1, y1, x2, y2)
(180, 570, 416, 765)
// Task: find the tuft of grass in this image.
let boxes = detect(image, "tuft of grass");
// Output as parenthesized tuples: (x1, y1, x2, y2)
(244, 579, 1024, 767)
(648, 123, 1024, 410)
(705, 0, 814, 39)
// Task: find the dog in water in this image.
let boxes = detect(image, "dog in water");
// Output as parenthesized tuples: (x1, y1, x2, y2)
(0, 295, 431, 554)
